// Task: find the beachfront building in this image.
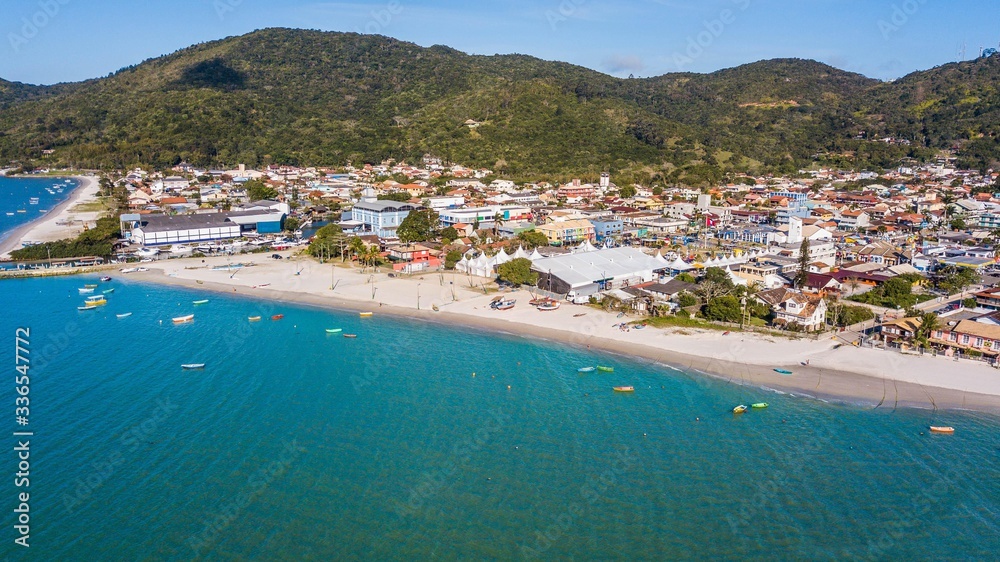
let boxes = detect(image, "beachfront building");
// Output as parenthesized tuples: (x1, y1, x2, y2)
(438, 205, 532, 230)
(755, 288, 828, 331)
(930, 320, 1000, 361)
(349, 199, 421, 239)
(532, 247, 667, 296)
(535, 219, 596, 246)
(129, 214, 241, 246)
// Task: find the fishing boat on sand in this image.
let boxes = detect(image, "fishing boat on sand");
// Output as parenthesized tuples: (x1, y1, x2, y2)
(573, 313, 587, 317)
(493, 298, 516, 311)
(751, 403, 768, 409)
(578, 367, 596, 373)
(193, 299, 209, 305)
(172, 314, 194, 324)
(271, 314, 284, 321)
(613, 386, 635, 392)
(733, 405, 748, 414)
(181, 363, 205, 370)
(537, 301, 560, 311)
(326, 328, 342, 334)
(929, 426, 955, 434)
(248, 316, 261, 322)
(596, 366, 614, 373)
(773, 368, 793, 375)
(116, 313, 132, 319)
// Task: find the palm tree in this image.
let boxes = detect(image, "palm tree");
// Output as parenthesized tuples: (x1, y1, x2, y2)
(493, 212, 505, 238)
(915, 312, 939, 349)
(348, 236, 365, 263)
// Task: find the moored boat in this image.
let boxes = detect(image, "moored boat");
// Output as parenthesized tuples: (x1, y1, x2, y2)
(359, 312, 374, 317)
(578, 366, 596, 373)
(84, 283, 98, 288)
(751, 403, 768, 409)
(78, 287, 95, 294)
(773, 368, 793, 375)
(172, 314, 194, 324)
(116, 312, 132, 319)
(613, 386, 635, 392)
(248, 316, 261, 322)
(343, 334, 357, 338)
(84, 296, 107, 305)
(271, 314, 284, 321)
(326, 328, 343, 334)
(77, 305, 97, 311)
(181, 363, 205, 370)
(102, 288, 115, 294)
(929, 426, 955, 434)
(733, 405, 748, 414)
(193, 299, 209, 305)
(596, 366, 614, 373)
(100, 276, 112, 282)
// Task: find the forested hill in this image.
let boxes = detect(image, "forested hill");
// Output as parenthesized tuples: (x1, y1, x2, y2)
(1, 28, 998, 183)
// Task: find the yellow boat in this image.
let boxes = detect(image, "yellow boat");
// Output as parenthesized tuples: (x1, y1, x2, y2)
(359, 312, 374, 318)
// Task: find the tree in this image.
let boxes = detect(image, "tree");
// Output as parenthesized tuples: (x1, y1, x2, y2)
(914, 312, 939, 349)
(675, 272, 697, 283)
(440, 226, 459, 242)
(445, 249, 463, 269)
(619, 185, 637, 198)
(697, 267, 736, 301)
(283, 217, 300, 233)
(378, 192, 412, 202)
(497, 258, 537, 286)
(397, 208, 439, 244)
(244, 179, 278, 202)
(516, 230, 549, 249)
(950, 217, 967, 231)
(703, 295, 742, 323)
(651, 186, 663, 196)
(677, 291, 698, 308)
(794, 237, 811, 288)
(493, 212, 506, 237)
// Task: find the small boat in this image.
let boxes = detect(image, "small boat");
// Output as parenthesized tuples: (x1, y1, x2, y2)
(196, 280, 204, 285)
(102, 288, 115, 294)
(271, 314, 284, 321)
(253, 283, 271, 289)
(573, 313, 587, 317)
(537, 302, 561, 311)
(432, 304, 439, 312)
(116, 313, 132, 319)
(578, 367, 596, 373)
(4, 213, 12, 216)
(119, 267, 138, 274)
(16, 209, 26, 213)
(633, 323, 647, 330)
(172, 314, 194, 324)
(84, 296, 107, 305)
(359, 312, 374, 317)
(78, 287, 95, 294)
(723, 331, 730, 335)
(193, 299, 209, 305)
(326, 328, 343, 334)
(616, 312, 625, 318)
(751, 403, 768, 409)
(248, 316, 261, 322)
(596, 366, 614, 373)
(84, 284, 98, 288)
(733, 405, 748, 414)
(181, 363, 205, 370)
(494, 299, 516, 311)
(773, 369, 793, 375)
(77, 305, 97, 311)
(343, 334, 357, 338)
(100, 276, 112, 282)
(929, 426, 955, 434)
(613, 386, 635, 392)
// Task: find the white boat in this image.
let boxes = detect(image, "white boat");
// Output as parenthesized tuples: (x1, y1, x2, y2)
(77, 305, 96, 311)
(181, 363, 205, 370)
(135, 248, 159, 258)
(116, 312, 132, 319)
(4, 212, 13, 216)
(169, 244, 193, 255)
(172, 314, 194, 324)
(119, 267, 139, 273)
(78, 287, 95, 294)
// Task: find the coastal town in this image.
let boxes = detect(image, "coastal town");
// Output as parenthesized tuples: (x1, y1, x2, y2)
(4, 154, 998, 371)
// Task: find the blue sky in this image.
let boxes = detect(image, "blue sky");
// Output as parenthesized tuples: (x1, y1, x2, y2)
(2, 0, 997, 84)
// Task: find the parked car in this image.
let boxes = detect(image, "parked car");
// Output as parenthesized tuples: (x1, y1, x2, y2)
(271, 254, 283, 260)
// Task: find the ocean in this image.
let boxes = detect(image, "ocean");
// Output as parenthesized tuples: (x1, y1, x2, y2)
(2, 274, 999, 560)
(0, 175, 80, 249)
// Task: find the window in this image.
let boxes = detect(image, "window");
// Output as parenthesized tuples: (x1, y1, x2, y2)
(962, 335, 970, 345)
(976, 338, 984, 348)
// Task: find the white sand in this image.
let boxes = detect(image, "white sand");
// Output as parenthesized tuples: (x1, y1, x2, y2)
(130, 252, 1000, 412)
(0, 175, 102, 258)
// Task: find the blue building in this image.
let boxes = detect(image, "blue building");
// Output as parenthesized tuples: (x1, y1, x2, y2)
(349, 195, 421, 239)
(590, 219, 624, 242)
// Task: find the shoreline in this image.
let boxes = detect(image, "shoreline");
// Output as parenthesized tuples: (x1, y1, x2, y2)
(123, 256, 1000, 415)
(0, 175, 101, 259)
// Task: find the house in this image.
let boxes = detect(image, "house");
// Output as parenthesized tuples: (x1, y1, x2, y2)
(755, 288, 829, 331)
(643, 279, 697, 300)
(931, 320, 1000, 360)
(535, 219, 596, 246)
(881, 317, 922, 347)
(387, 244, 441, 273)
(974, 287, 1000, 310)
(590, 219, 624, 242)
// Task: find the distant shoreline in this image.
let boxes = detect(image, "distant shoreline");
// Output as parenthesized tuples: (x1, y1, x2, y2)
(0, 175, 99, 259)
(122, 255, 1000, 415)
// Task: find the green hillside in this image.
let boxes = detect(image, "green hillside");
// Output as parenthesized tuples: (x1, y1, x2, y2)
(0, 28, 996, 182)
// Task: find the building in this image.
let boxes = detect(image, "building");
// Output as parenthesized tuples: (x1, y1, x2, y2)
(590, 219, 624, 242)
(556, 179, 596, 201)
(974, 287, 1000, 310)
(129, 214, 242, 246)
(881, 317, 922, 347)
(349, 199, 421, 239)
(535, 219, 596, 246)
(756, 288, 828, 331)
(931, 319, 1000, 360)
(532, 247, 667, 296)
(438, 205, 532, 230)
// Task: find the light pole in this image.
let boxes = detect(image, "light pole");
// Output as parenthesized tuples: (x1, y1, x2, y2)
(417, 283, 421, 310)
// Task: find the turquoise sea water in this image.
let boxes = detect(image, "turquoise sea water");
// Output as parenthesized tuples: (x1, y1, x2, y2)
(0, 176, 79, 248)
(3, 275, 999, 560)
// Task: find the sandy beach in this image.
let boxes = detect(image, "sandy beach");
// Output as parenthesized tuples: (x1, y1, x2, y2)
(125, 252, 1000, 413)
(0, 175, 102, 259)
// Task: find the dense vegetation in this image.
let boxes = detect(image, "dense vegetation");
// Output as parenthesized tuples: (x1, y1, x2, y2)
(9, 216, 120, 260)
(2, 29, 999, 179)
